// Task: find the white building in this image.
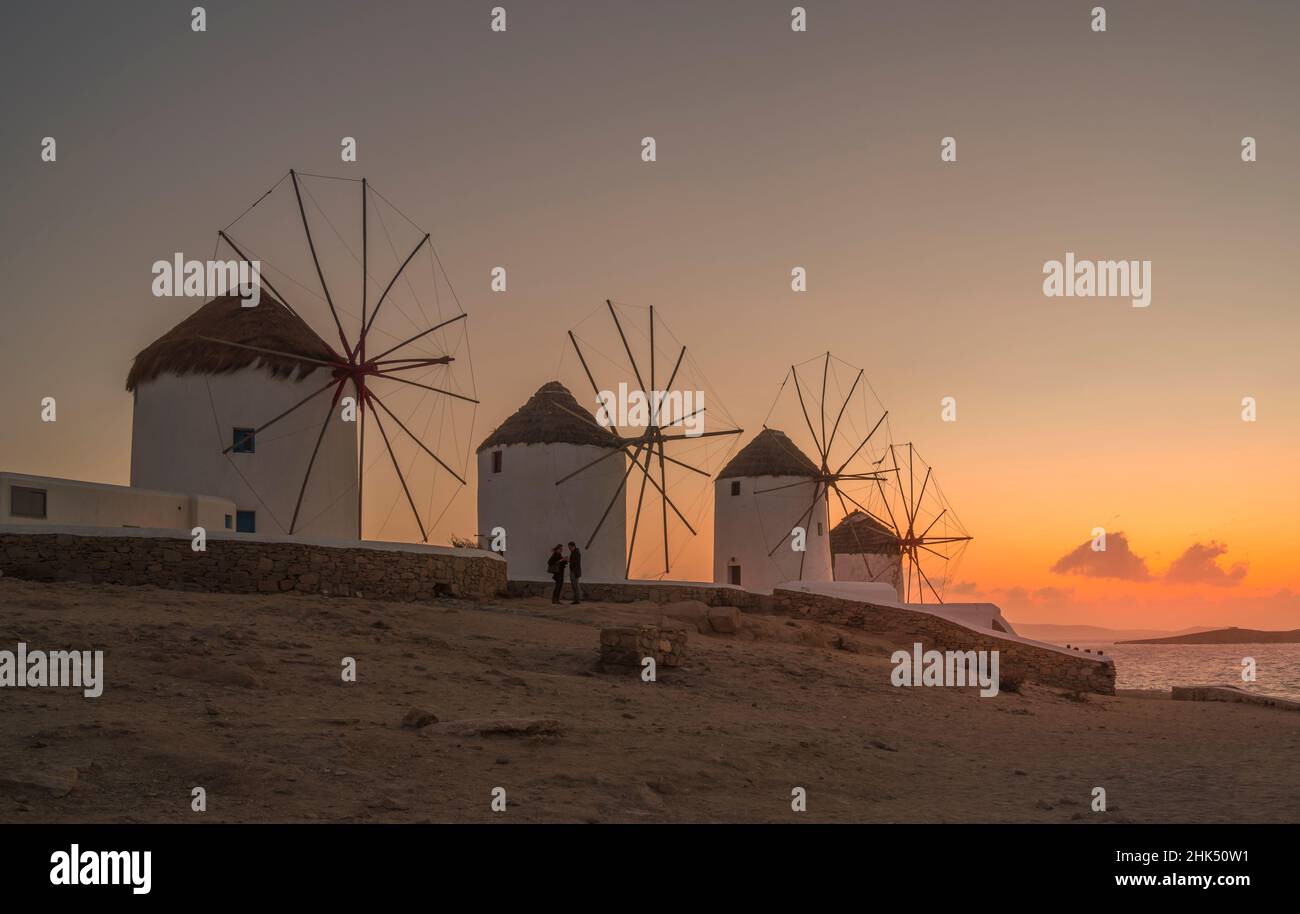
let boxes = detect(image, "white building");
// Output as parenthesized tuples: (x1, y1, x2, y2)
(713, 428, 832, 593)
(1, 471, 234, 531)
(830, 510, 904, 599)
(127, 295, 357, 539)
(476, 381, 627, 580)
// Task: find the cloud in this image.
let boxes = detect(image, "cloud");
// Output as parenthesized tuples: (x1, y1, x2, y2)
(1164, 541, 1247, 587)
(1049, 531, 1151, 581)
(947, 580, 979, 595)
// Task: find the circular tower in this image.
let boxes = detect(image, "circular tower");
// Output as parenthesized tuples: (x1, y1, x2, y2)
(476, 381, 627, 580)
(713, 428, 832, 593)
(127, 295, 358, 540)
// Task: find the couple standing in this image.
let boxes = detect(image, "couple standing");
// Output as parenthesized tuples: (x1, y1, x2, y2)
(547, 542, 583, 605)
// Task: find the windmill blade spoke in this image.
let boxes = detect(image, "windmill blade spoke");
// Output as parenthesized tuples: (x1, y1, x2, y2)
(606, 299, 646, 394)
(587, 442, 644, 550)
(222, 378, 340, 453)
(555, 444, 629, 485)
(196, 336, 341, 369)
(626, 446, 697, 534)
(831, 483, 895, 534)
(569, 330, 621, 438)
(766, 482, 822, 557)
(288, 387, 344, 534)
(366, 391, 466, 485)
(790, 366, 823, 460)
(657, 441, 670, 574)
(377, 373, 479, 404)
(362, 232, 430, 341)
(832, 487, 875, 580)
(658, 427, 742, 444)
(824, 368, 863, 460)
(374, 358, 454, 372)
(909, 466, 932, 531)
(217, 230, 300, 320)
(626, 449, 652, 578)
(658, 449, 709, 477)
(290, 169, 352, 359)
(916, 508, 948, 541)
(369, 401, 428, 542)
(832, 410, 889, 476)
(370, 312, 467, 362)
(818, 352, 829, 462)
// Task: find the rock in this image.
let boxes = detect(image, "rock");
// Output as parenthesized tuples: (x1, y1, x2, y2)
(0, 768, 78, 797)
(707, 606, 742, 634)
(424, 718, 562, 738)
(401, 708, 439, 729)
(659, 600, 711, 633)
(163, 659, 263, 688)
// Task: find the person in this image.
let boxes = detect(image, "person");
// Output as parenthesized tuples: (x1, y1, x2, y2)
(567, 541, 583, 604)
(546, 544, 567, 604)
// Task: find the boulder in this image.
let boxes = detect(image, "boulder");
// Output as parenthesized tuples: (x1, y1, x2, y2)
(707, 605, 743, 634)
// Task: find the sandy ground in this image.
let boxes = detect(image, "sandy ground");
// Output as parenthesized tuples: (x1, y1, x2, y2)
(1, 577, 1297, 823)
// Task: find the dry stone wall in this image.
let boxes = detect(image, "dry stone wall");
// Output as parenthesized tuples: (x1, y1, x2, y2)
(0, 529, 506, 601)
(506, 577, 767, 610)
(771, 587, 1116, 695)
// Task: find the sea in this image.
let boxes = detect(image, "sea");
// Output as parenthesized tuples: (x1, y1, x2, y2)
(1068, 641, 1300, 702)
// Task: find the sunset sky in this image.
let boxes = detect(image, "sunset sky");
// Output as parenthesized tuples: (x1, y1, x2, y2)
(2, 1, 1297, 628)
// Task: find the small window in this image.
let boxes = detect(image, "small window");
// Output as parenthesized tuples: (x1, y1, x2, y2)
(224, 514, 233, 529)
(491, 450, 503, 473)
(728, 564, 741, 586)
(232, 428, 256, 454)
(817, 522, 823, 536)
(730, 480, 740, 496)
(10, 486, 47, 519)
(235, 510, 256, 533)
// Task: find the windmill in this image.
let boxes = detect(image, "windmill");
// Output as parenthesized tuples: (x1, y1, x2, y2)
(755, 352, 895, 581)
(870, 442, 973, 604)
(202, 169, 477, 543)
(557, 300, 743, 579)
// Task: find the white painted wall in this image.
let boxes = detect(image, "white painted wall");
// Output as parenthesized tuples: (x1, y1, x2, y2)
(713, 474, 831, 594)
(0, 472, 235, 531)
(833, 552, 903, 599)
(130, 368, 357, 539)
(477, 442, 627, 579)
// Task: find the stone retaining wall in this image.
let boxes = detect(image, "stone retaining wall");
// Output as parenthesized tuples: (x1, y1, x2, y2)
(0, 528, 506, 601)
(506, 577, 768, 610)
(771, 587, 1115, 695)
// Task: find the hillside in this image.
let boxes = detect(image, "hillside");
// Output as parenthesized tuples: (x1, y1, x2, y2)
(3, 578, 1299, 823)
(1119, 627, 1300, 645)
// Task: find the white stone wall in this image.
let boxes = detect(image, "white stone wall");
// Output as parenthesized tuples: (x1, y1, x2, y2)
(713, 474, 832, 593)
(1, 472, 234, 531)
(476, 441, 628, 579)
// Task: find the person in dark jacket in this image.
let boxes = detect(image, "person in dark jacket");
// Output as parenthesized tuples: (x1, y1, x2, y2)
(547, 545, 567, 604)
(567, 541, 583, 604)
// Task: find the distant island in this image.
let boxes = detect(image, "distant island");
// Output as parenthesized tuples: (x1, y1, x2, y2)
(1119, 627, 1300, 645)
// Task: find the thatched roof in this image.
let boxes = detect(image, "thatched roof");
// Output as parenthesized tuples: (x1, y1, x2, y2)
(830, 510, 900, 555)
(717, 428, 819, 480)
(126, 295, 339, 392)
(477, 381, 621, 452)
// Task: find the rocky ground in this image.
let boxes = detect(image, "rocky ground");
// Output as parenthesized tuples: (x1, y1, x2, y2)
(2, 577, 1297, 823)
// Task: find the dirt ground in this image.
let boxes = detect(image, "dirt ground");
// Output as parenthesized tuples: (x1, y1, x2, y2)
(2, 577, 1297, 823)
